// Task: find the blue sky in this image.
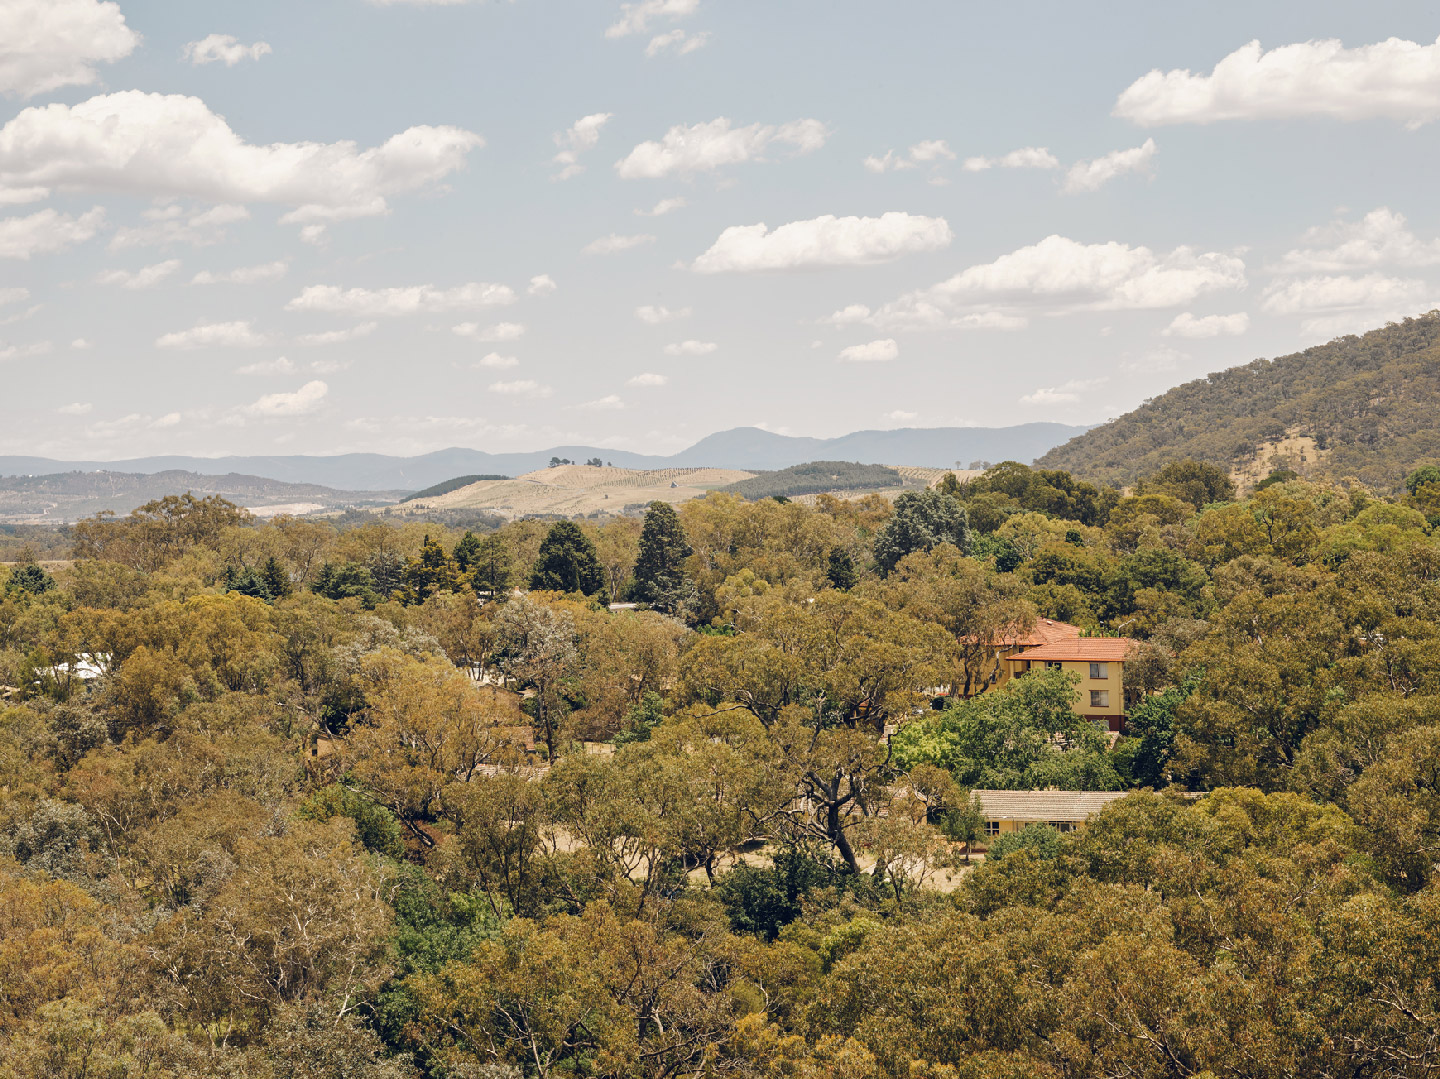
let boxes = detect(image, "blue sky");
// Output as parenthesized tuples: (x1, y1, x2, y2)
(2, 0, 1439, 459)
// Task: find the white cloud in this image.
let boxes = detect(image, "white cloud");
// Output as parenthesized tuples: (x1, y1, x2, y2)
(0, 92, 482, 221)
(637, 304, 690, 323)
(0, 303, 37, 326)
(192, 260, 288, 285)
(306, 357, 351, 375)
(454, 321, 525, 342)
(156, 320, 268, 349)
(577, 394, 626, 410)
(584, 232, 655, 254)
(646, 30, 709, 57)
(821, 303, 873, 326)
(71, 338, 90, 349)
(1276, 208, 1440, 273)
(295, 322, 377, 345)
(1163, 311, 1250, 338)
(528, 273, 557, 296)
(299, 224, 327, 245)
(0, 206, 104, 259)
(83, 411, 185, 438)
(962, 147, 1060, 171)
(288, 282, 515, 317)
(244, 379, 328, 417)
(909, 140, 955, 163)
(110, 203, 247, 250)
(606, 0, 698, 39)
(861, 235, 1247, 330)
(637, 196, 687, 217)
(183, 34, 271, 66)
(691, 212, 952, 273)
(1259, 273, 1431, 315)
(837, 339, 899, 363)
(490, 379, 552, 398)
(57, 401, 92, 415)
(1063, 138, 1157, 193)
(235, 356, 295, 376)
(882, 409, 917, 423)
(628, 371, 669, 385)
(1115, 35, 1440, 128)
(553, 112, 612, 180)
(0, 0, 138, 98)
(864, 139, 955, 173)
(0, 287, 28, 305)
(477, 352, 518, 368)
(1120, 347, 1186, 375)
(96, 258, 181, 289)
(663, 340, 716, 356)
(616, 117, 827, 179)
(0, 340, 53, 361)
(1259, 274, 1437, 335)
(1021, 377, 1106, 405)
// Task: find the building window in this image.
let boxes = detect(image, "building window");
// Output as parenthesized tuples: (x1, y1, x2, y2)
(1090, 690, 1110, 708)
(1046, 660, 1064, 671)
(984, 821, 1001, 837)
(1048, 821, 1076, 833)
(1089, 662, 1108, 679)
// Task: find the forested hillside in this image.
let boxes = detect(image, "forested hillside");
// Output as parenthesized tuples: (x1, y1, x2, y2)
(1038, 311, 1440, 490)
(2, 469, 1440, 1074)
(718, 460, 906, 500)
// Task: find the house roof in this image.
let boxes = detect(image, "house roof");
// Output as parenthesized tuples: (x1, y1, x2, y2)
(1013, 618, 1083, 647)
(1011, 637, 1139, 662)
(973, 618, 1082, 649)
(973, 789, 1128, 822)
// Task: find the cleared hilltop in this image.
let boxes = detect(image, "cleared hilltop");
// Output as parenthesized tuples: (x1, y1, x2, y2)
(397, 465, 754, 519)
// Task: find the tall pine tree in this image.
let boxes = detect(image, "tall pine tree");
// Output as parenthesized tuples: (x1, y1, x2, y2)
(530, 521, 606, 598)
(632, 501, 694, 615)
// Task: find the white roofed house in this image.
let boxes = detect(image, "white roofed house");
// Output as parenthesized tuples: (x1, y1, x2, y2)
(972, 789, 1128, 840)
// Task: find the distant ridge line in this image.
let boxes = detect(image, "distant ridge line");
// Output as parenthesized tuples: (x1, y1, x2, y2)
(0, 422, 1092, 492)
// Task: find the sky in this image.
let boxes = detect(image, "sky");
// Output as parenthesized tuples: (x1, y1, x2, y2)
(2, 0, 1440, 460)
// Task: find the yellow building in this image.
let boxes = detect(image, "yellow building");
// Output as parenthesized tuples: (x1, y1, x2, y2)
(1005, 637, 1138, 731)
(973, 789, 1129, 839)
(969, 618, 1082, 695)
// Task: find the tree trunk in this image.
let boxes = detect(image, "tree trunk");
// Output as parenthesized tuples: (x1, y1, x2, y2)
(827, 799, 860, 874)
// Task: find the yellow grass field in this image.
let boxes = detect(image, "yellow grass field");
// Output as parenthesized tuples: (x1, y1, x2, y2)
(395, 465, 757, 519)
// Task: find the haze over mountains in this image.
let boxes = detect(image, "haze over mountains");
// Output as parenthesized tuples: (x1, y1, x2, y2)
(1, 423, 1089, 493)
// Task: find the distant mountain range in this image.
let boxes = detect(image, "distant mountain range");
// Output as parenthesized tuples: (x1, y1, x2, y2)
(1038, 311, 1440, 491)
(0, 470, 403, 524)
(0, 423, 1090, 493)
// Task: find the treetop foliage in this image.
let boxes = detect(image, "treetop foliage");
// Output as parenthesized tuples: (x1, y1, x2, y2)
(2, 459, 1440, 1074)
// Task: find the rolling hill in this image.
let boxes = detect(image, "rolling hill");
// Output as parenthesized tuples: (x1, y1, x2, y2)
(399, 465, 756, 519)
(1037, 311, 1440, 491)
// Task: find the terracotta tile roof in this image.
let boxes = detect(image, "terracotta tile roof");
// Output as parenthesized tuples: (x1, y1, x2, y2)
(973, 789, 1128, 822)
(1015, 618, 1083, 647)
(977, 618, 1083, 648)
(1011, 638, 1139, 662)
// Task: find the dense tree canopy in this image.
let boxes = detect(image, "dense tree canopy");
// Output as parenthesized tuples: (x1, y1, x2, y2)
(3, 462, 1440, 1075)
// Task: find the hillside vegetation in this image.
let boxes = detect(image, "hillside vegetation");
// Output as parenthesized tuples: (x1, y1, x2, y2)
(400, 475, 510, 503)
(719, 460, 907, 500)
(1038, 310, 1440, 490)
